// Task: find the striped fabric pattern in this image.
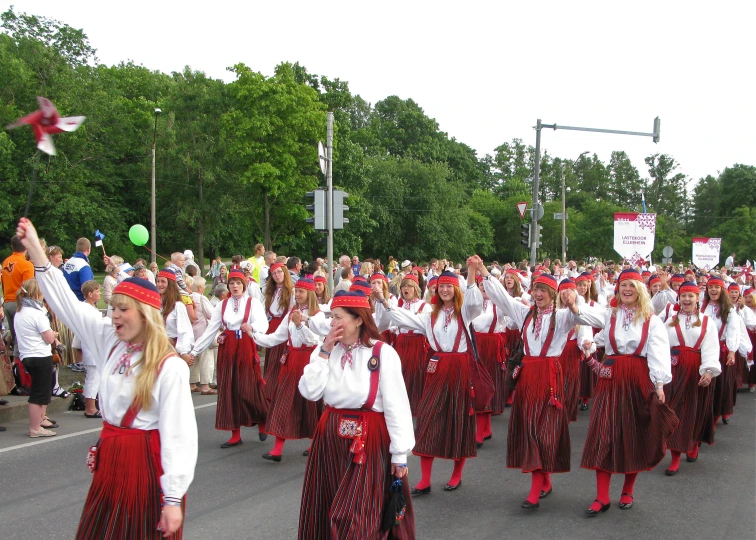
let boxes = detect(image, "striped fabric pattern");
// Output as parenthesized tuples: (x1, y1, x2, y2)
(712, 344, 737, 417)
(580, 347, 602, 400)
(393, 333, 429, 416)
(413, 352, 477, 460)
(76, 430, 185, 539)
(298, 408, 415, 540)
(558, 339, 582, 422)
(216, 332, 267, 430)
(664, 347, 707, 453)
(506, 356, 571, 473)
(266, 346, 319, 439)
(474, 331, 508, 414)
(581, 355, 679, 473)
(262, 316, 286, 400)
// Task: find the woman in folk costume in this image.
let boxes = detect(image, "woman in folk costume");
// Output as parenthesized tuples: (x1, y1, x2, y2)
(262, 262, 295, 399)
(701, 276, 741, 426)
(562, 269, 678, 517)
(156, 269, 194, 356)
(503, 268, 531, 305)
(652, 273, 684, 320)
(555, 279, 595, 422)
(470, 275, 509, 446)
(374, 265, 482, 494)
(742, 288, 756, 392)
(575, 272, 605, 411)
(190, 269, 269, 448)
(298, 291, 415, 539)
(727, 283, 755, 391)
(17, 218, 197, 539)
(371, 273, 398, 346)
(251, 278, 329, 461)
(313, 273, 331, 309)
(423, 275, 438, 304)
(662, 282, 721, 476)
(478, 266, 577, 510)
(374, 274, 431, 416)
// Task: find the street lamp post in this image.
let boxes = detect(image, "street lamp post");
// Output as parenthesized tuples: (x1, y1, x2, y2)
(562, 151, 589, 262)
(150, 108, 161, 264)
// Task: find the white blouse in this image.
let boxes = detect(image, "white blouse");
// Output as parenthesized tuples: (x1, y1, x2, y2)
(483, 276, 579, 357)
(164, 302, 193, 354)
(252, 309, 325, 348)
(664, 311, 722, 376)
(191, 294, 269, 356)
(733, 306, 754, 357)
(298, 341, 414, 463)
(701, 302, 740, 352)
(35, 264, 197, 501)
(652, 288, 677, 316)
(378, 285, 483, 353)
(576, 303, 672, 385)
(71, 303, 109, 366)
(374, 297, 428, 336)
(266, 289, 295, 318)
(471, 300, 508, 333)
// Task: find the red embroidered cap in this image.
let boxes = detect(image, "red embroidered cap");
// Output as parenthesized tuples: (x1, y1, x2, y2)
(158, 269, 176, 282)
(679, 282, 699, 295)
(295, 278, 315, 291)
(112, 277, 161, 310)
(331, 290, 371, 310)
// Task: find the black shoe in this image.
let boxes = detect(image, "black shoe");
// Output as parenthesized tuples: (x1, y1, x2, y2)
(539, 488, 553, 499)
(262, 452, 282, 462)
(476, 441, 483, 449)
(302, 450, 310, 457)
(664, 468, 678, 476)
(618, 494, 634, 510)
(521, 500, 539, 510)
(41, 421, 59, 429)
(220, 440, 243, 449)
(444, 481, 462, 492)
(505, 403, 512, 408)
(259, 432, 268, 441)
(585, 500, 610, 517)
(722, 417, 729, 425)
(686, 455, 698, 463)
(484, 434, 492, 440)
(0, 399, 8, 405)
(411, 486, 431, 496)
(580, 402, 589, 411)
(0, 426, 6, 432)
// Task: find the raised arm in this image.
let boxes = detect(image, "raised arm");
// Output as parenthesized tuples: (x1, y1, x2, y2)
(480, 273, 530, 326)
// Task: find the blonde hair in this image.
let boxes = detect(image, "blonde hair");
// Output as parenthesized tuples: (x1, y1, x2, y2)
(612, 280, 654, 323)
(110, 293, 174, 411)
(16, 278, 42, 310)
(359, 262, 374, 278)
(399, 278, 422, 301)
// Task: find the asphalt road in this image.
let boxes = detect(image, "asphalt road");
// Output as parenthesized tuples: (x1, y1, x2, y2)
(1, 392, 754, 540)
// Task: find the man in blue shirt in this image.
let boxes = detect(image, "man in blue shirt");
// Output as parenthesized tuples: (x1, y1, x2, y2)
(63, 238, 94, 301)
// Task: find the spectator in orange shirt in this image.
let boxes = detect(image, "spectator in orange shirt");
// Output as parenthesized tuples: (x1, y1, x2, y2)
(2, 235, 35, 358)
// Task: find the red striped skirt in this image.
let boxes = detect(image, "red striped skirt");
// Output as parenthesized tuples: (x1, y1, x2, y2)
(263, 315, 286, 400)
(580, 347, 602, 400)
(381, 330, 395, 347)
(413, 351, 477, 460)
(558, 339, 581, 422)
(749, 330, 756, 385)
(76, 423, 184, 540)
(474, 331, 508, 414)
(298, 407, 415, 540)
(216, 331, 267, 430)
(393, 333, 429, 416)
(664, 347, 710, 453)
(507, 355, 570, 473)
(737, 353, 749, 388)
(581, 355, 679, 473)
(266, 345, 320, 440)
(712, 342, 737, 417)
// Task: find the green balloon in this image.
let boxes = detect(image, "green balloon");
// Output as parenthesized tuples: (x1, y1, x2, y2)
(129, 224, 149, 246)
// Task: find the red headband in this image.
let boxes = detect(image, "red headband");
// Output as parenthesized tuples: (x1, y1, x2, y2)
(575, 274, 593, 283)
(534, 274, 558, 291)
(744, 288, 755, 297)
(412, 266, 423, 274)
(270, 262, 286, 274)
(437, 274, 460, 286)
(648, 275, 660, 287)
(679, 283, 699, 295)
(618, 270, 642, 284)
(670, 275, 685, 284)
(558, 279, 576, 291)
(371, 273, 389, 283)
(158, 270, 176, 282)
(401, 275, 419, 285)
(331, 292, 371, 310)
(313, 276, 326, 284)
(112, 280, 161, 310)
(707, 277, 725, 288)
(727, 283, 740, 292)
(350, 281, 372, 295)
(295, 279, 315, 291)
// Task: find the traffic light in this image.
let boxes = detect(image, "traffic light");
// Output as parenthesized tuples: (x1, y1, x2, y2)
(305, 189, 326, 230)
(521, 223, 531, 247)
(653, 116, 661, 144)
(537, 225, 543, 248)
(333, 190, 349, 230)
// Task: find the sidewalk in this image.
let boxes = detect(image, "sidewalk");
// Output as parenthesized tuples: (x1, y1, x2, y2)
(0, 392, 72, 424)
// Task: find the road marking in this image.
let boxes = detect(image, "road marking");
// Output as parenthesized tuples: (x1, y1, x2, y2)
(0, 401, 217, 454)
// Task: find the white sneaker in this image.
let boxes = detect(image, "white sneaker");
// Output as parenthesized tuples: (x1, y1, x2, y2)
(29, 427, 57, 438)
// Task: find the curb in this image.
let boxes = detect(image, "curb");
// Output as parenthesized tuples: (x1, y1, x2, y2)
(0, 394, 72, 425)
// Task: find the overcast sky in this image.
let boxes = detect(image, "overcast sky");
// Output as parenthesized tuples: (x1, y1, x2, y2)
(5, 0, 754, 187)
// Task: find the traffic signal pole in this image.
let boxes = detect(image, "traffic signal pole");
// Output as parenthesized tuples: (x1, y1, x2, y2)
(326, 112, 334, 291)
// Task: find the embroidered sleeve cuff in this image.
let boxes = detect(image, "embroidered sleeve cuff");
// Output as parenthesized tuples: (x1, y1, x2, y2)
(391, 453, 407, 464)
(34, 262, 52, 272)
(163, 497, 182, 506)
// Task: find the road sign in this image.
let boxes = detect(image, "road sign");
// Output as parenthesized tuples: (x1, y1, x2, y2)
(662, 246, 673, 258)
(553, 212, 568, 220)
(317, 141, 327, 175)
(516, 201, 528, 219)
(662, 257, 672, 265)
(533, 203, 544, 221)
